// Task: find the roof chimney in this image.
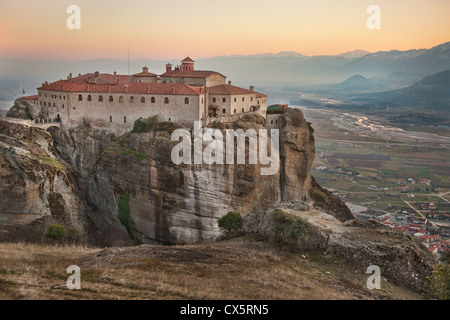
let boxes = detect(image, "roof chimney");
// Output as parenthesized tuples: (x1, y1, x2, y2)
(228, 81, 232, 85)
(146, 87, 150, 93)
(124, 86, 128, 92)
(114, 71, 117, 76)
(166, 63, 172, 75)
(69, 73, 72, 79)
(143, 66, 149, 73)
(107, 86, 111, 92)
(86, 85, 89, 91)
(250, 86, 254, 92)
(78, 73, 81, 76)
(171, 87, 175, 93)
(94, 71, 99, 77)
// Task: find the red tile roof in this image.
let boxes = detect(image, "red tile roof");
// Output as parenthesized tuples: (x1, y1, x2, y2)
(19, 95, 38, 100)
(160, 69, 226, 78)
(181, 56, 195, 63)
(208, 84, 267, 97)
(132, 71, 159, 77)
(38, 75, 203, 95)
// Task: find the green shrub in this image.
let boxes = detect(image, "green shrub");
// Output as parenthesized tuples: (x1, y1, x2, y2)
(306, 121, 314, 134)
(271, 210, 310, 252)
(132, 116, 177, 134)
(218, 211, 243, 234)
(45, 224, 67, 240)
(118, 193, 136, 241)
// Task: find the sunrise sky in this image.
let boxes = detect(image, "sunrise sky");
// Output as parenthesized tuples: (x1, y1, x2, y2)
(0, 0, 449, 60)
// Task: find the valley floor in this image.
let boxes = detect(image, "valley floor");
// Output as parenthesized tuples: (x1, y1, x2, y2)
(0, 238, 424, 300)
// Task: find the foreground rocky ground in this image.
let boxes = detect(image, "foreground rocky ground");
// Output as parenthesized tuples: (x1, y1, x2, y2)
(0, 239, 425, 300)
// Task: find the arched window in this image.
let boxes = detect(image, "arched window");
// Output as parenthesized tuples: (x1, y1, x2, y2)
(222, 97, 226, 103)
(185, 97, 189, 104)
(223, 109, 226, 114)
(234, 109, 236, 114)
(119, 96, 124, 103)
(151, 97, 155, 103)
(234, 97, 237, 102)
(164, 97, 169, 104)
(141, 97, 145, 103)
(78, 95, 83, 101)
(130, 96, 134, 103)
(212, 97, 216, 103)
(87, 95, 92, 101)
(109, 96, 114, 102)
(99, 95, 103, 102)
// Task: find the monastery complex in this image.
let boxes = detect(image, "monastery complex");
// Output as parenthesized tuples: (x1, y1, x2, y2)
(21, 57, 268, 135)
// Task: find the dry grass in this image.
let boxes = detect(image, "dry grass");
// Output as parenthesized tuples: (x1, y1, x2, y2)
(0, 238, 424, 300)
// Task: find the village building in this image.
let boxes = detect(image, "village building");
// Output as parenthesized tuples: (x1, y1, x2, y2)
(22, 57, 268, 135)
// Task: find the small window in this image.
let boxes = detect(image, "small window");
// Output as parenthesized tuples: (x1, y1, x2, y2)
(87, 95, 92, 101)
(78, 95, 82, 101)
(185, 97, 189, 104)
(271, 120, 273, 124)
(44, 102, 46, 107)
(53, 103, 55, 107)
(234, 109, 236, 114)
(212, 97, 216, 103)
(124, 116, 126, 123)
(141, 97, 145, 103)
(242, 97, 245, 102)
(234, 97, 236, 102)
(119, 96, 124, 103)
(99, 95, 103, 102)
(59, 95, 61, 99)
(64, 96, 66, 100)
(251, 97, 253, 101)
(164, 97, 169, 104)
(223, 109, 226, 114)
(222, 98, 226, 103)
(201, 98, 204, 104)
(130, 96, 134, 103)
(62, 105, 64, 109)
(151, 97, 155, 103)
(110, 116, 112, 122)
(242, 108, 244, 112)
(109, 96, 114, 102)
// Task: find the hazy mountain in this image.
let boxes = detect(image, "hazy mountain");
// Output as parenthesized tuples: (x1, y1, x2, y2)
(369, 71, 425, 90)
(336, 50, 371, 59)
(357, 70, 450, 110)
(345, 42, 450, 76)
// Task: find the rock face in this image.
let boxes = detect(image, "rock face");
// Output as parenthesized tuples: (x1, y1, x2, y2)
(6, 99, 39, 120)
(81, 109, 353, 245)
(0, 120, 86, 241)
(242, 202, 436, 293)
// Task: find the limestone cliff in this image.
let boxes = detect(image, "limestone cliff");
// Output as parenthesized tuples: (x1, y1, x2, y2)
(81, 109, 353, 245)
(6, 98, 40, 120)
(0, 120, 86, 242)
